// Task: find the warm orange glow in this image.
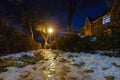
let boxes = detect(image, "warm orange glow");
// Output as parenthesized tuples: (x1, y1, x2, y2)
(48, 28, 53, 33)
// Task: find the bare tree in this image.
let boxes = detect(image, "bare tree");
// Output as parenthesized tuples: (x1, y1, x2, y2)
(57, 0, 79, 32)
(110, 0, 120, 22)
(35, 25, 48, 49)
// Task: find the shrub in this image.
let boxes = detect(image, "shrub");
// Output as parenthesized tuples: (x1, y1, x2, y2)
(0, 26, 41, 54)
(51, 23, 120, 53)
(105, 76, 115, 80)
(0, 66, 8, 73)
(74, 62, 85, 67)
(0, 52, 44, 70)
(102, 68, 109, 70)
(51, 34, 94, 52)
(111, 62, 120, 67)
(83, 69, 94, 73)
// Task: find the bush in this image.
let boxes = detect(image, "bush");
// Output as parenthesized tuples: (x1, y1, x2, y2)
(51, 22, 120, 53)
(111, 62, 120, 67)
(0, 52, 44, 70)
(0, 26, 41, 54)
(0, 67, 8, 73)
(105, 76, 115, 80)
(95, 22, 120, 50)
(73, 62, 85, 67)
(83, 69, 94, 73)
(51, 34, 94, 52)
(102, 68, 109, 70)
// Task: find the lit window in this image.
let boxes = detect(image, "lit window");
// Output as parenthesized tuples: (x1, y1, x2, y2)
(102, 15, 110, 24)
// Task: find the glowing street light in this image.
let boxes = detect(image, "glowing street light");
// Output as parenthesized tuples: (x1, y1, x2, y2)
(48, 28, 53, 33)
(48, 28, 53, 48)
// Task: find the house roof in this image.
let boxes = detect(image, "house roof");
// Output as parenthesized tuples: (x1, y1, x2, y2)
(87, 8, 111, 22)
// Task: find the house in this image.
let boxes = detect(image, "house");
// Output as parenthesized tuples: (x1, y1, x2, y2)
(82, 10, 111, 36)
(81, 0, 120, 36)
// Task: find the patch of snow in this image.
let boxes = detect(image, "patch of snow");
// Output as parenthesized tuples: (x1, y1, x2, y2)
(14, 61, 24, 64)
(57, 51, 120, 80)
(101, 61, 113, 68)
(75, 58, 83, 64)
(0, 52, 35, 59)
(78, 34, 86, 38)
(1, 50, 120, 80)
(90, 37, 97, 41)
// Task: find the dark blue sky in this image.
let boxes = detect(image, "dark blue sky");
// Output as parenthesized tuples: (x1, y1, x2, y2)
(69, 0, 114, 30)
(43, 0, 114, 31)
(0, 0, 114, 31)
(72, 4, 109, 30)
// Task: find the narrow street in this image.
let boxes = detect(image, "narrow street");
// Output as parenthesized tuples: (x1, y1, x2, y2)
(18, 50, 91, 80)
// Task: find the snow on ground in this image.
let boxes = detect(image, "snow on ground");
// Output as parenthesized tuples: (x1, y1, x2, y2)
(55, 50, 120, 80)
(0, 60, 91, 80)
(0, 50, 91, 80)
(0, 49, 43, 59)
(0, 50, 120, 80)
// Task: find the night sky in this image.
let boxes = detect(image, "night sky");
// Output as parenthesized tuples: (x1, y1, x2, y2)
(0, 0, 114, 31)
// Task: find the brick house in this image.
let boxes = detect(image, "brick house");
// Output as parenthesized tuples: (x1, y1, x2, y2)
(81, 0, 120, 36)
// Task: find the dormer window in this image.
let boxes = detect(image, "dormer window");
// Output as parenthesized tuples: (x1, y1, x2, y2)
(102, 15, 110, 24)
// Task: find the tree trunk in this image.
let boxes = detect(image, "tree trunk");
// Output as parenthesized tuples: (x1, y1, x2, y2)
(68, 14, 73, 32)
(56, 42, 59, 50)
(29, 23, 34, 41)
(43, 38, 48, 49)
(68, 0, 73, 32)
(110, 0, 120, 22)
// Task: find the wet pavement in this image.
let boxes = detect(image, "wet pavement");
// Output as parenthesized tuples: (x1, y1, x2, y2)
(19, 50, 91, 80)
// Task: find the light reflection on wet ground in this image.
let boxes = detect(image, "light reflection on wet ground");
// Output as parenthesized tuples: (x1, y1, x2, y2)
(41, 50, 57, 80)
(42, 60, 56, 80)
(40, 50, 91, 80)
(19, 50, 91, 80)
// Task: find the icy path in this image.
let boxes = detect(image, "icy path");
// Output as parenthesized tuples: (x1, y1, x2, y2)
(0, 50, 91, 80)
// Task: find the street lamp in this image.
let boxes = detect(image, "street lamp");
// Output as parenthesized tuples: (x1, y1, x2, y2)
(48, 28, 53, 48)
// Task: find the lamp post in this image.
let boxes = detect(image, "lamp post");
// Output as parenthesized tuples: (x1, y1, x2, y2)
(48, 28, 53, 48)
